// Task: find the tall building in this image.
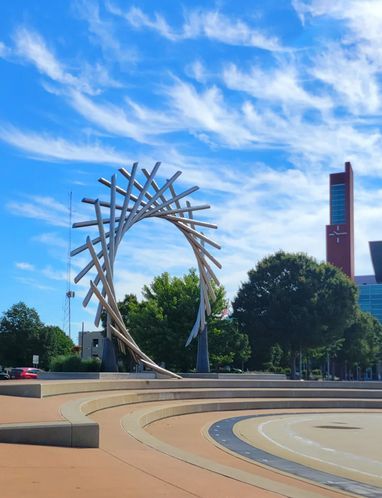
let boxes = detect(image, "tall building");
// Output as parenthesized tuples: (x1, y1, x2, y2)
(356, 241, 382, 324)
(325, 166, 382, 379)
(326, 161, 354, 279)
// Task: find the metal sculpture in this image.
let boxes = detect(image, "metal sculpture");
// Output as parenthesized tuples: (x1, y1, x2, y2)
(71, 162, 221, 378)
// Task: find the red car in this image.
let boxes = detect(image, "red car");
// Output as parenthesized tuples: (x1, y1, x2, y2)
(9, 367, 41, 379)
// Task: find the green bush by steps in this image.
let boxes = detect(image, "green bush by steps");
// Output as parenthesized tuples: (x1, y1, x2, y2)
(49, 354, 101, 372)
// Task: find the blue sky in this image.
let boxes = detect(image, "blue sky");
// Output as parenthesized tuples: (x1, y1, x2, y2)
(1, 0, 382, 340)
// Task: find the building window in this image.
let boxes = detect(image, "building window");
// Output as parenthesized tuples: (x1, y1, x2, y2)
(331, 183, 346, 224)
(92, 338, 99, 348)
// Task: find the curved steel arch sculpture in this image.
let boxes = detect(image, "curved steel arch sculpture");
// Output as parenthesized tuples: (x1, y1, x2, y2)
(71, 162, 221, 379)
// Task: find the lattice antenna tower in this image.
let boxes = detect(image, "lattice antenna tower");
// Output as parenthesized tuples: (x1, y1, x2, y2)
(63, 191, 75, 339)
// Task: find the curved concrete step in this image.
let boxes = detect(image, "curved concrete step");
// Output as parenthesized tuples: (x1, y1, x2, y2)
(3, 378, 382, 398)
(2, 386, 382, 448)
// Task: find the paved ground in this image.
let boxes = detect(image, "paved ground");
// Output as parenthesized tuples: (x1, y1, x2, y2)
(1, 382, 382, 497)
(145, 407, 356, 497)
(234, 412, 382, 487)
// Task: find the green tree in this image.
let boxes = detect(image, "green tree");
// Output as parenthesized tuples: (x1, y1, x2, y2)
(232, 252, 358, 378)
(0, 302, 42, 367)
(336, 310, 382, 378)
(262, 343, 286, 373)
(0, 302, 74, 368)
(36, 326, 74, 369)
(207, 317, 250, 370)
(117, 270, 250, 372)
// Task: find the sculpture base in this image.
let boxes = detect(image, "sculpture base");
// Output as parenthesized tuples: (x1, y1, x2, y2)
(196, 325, 210, 373)
(101, 337, 118, 372)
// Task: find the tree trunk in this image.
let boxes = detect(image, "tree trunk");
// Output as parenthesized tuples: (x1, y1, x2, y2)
(306, 355, 311, 381)
(290, 352, 298, 379)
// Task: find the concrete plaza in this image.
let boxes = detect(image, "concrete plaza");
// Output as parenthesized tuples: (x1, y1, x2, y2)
(0, 378, 381, 497)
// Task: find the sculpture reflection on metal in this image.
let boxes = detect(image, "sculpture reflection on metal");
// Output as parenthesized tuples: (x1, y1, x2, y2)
(71, 162, 221, 378)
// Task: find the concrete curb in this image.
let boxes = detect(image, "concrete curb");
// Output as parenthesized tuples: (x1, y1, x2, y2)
(0, 382, 42, 398)
(3, 378, 382, 398)
(0, 419, 98, 447)
(37, 379, 382, 398)
(0, 421, 71, 446)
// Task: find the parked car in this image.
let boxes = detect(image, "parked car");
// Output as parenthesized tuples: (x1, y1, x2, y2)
(0, 371, 10, 380)
(9, 367, 42, 379)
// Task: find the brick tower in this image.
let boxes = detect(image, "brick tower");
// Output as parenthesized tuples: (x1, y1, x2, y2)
(326, 162, 354, 279)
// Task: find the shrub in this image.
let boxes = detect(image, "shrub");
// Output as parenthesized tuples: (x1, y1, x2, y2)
(82, 358, 102, 372)
(311, 368, 322, 380)
(49, 354, 101, 372)
(263, 364, 286, 374)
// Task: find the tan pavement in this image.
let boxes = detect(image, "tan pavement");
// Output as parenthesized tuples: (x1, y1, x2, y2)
(0, 382, 380, 497)
(234, 412, 382, 487)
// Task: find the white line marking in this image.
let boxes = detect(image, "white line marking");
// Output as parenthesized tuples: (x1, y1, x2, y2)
(256, 416, 382, 480)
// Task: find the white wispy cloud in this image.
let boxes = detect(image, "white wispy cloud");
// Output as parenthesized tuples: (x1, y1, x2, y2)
(32, 232, 68, 249)
(293, 0, 382, 46)
(65, 72, 382, 168)
(68, 91, 165, 143)
(291, 1, 382, 115)
(11, 26, 119, 95)
(164, 79, 253, 147)
(0, 41, 10, 57)
(42, 265, 67, 281)
(111, 4, 176, 40)
(154, 77, 382, 169)
(223, 63, 332, 111)
(183, 9, 283, 51)
(15, 276, 55, 291)
(74, 0, 138, 65)
(113, 268, 166, 301)
(15, 261, 67, 284)
(7, 195, 70, 228)
(186, 60, 208, 83)
(68, 82, 252, 147)
(242, 100, 382, 168)
(79, 62, 122, 90)
(107, 4, 283, 51)
(66, 75, 382, 175)
(310, 46, 380, 114)
(149, 146, 251, 193)
(13, 27, 93, 93)
(6, 21, 381, 171)
(0, 124, 129, 164)
(15, 262, 35, 271)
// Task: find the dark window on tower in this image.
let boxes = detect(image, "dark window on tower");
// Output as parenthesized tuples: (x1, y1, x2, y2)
(331, 183, 346, 224)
